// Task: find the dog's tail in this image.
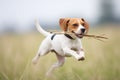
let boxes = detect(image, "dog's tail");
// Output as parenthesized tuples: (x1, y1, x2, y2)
(35, 19, 50, 36)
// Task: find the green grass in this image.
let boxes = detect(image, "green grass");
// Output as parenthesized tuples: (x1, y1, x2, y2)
(0, 27, 120, 80)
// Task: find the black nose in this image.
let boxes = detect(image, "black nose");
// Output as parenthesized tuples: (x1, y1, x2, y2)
(81, 28, 85, 33)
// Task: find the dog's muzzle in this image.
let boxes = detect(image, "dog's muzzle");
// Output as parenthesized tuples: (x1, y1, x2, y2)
(72, 28, 85, 38)
(81, 28, 85, 33)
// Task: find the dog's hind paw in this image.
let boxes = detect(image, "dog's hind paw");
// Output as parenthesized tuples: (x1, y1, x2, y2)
(32, 57, 38, 64)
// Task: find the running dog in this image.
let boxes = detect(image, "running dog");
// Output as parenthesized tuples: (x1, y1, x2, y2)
(32, 18, 89, 76)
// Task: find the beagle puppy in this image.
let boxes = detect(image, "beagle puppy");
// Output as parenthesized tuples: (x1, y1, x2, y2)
(32, 18, 89, 76)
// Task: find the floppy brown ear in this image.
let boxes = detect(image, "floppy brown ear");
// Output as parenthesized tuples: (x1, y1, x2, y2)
(84, 21, 89, 34)
(59, 18, 70, 32)
(80, 18, 89, 34)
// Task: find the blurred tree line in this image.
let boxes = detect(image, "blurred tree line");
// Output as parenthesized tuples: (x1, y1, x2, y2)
(99, 0, 120, 24)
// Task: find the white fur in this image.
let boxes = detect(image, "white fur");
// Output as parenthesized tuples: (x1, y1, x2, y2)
(32, 20, 85, 76)
(76, 25, 85, 34)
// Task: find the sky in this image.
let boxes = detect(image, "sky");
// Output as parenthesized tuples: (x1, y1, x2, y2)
(0, 0, 120, 32)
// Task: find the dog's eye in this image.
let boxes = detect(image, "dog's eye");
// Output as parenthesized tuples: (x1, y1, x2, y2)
(73, 23, 79, 27)
(81, 23, 85, 26)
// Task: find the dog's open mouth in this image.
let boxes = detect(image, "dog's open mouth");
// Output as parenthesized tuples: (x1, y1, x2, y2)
(75, 33, 84, 38)
(71, 31, 84, 38)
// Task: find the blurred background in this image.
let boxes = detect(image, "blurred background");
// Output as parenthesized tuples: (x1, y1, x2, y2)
(0, 0, 120, 80)
(0, 0, 120, 34)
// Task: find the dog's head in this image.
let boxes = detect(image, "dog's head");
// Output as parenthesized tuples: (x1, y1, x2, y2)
(59, 18, 89, 38)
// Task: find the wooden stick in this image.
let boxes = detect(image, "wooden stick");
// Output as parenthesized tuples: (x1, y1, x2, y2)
(83, 34, 108, 39)
(48, 31, 108, 39)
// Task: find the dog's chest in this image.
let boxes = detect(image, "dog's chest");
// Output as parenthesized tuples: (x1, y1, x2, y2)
(69, 40, 80, 49)
(51, 35, 81, 56)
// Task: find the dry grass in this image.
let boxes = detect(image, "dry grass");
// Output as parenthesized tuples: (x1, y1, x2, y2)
(0, 27, 120, 80)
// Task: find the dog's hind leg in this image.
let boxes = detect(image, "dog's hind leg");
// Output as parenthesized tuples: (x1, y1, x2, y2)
(46, 53, 65, 76)
(32, 38, 51, 64)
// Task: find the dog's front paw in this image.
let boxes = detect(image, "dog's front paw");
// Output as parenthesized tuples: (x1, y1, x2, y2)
(78, 56, 85, 61)
(76, 55, 85, 61)
(76, 56, 83, 61)
(77, 51, 85, 61)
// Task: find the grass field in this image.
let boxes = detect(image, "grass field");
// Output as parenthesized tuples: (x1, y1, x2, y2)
(0, 26, 120, 80)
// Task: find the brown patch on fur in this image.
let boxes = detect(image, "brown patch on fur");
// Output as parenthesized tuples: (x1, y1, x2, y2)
(59, 18, 70, 32)
(59, 18, 89, 34)
(80, 18, 89, 34)
(81, 18, 85, 21)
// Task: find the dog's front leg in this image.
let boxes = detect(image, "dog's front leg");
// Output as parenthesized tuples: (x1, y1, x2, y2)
(63, 47, 82, 61)
(77, 48, 85, 61)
